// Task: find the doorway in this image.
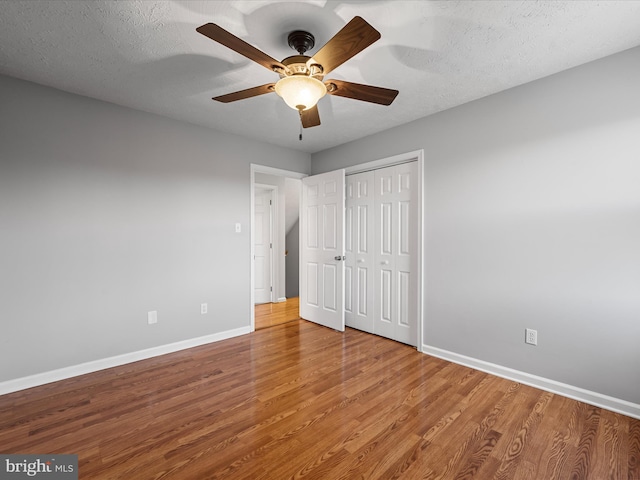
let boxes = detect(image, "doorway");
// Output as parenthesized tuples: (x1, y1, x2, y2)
(250, 165, 306, 331)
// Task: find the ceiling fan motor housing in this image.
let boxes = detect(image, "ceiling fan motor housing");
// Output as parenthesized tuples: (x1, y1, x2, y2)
(279, 55, 324, 79)
(287, 30, 315, 55)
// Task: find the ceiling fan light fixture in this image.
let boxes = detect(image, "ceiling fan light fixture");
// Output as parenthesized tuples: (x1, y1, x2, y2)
(198, 17, 396, 129)
(275, 75, 327, 111)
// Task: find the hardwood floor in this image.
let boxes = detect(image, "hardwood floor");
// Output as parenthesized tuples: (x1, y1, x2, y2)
(1, 320, 638, 479)
(255, 296, 300, 330)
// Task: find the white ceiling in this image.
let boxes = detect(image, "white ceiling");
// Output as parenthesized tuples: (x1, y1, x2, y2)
(2, 1, 640, 154)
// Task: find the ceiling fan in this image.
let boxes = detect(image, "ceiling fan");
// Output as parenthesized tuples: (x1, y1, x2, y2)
(196, 16, 399, 129)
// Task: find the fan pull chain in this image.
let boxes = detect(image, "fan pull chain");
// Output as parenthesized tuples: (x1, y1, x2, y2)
(299, 121, 303, 141)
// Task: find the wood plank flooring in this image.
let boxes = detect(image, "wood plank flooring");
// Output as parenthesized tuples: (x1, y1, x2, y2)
(1, 320, 638, 479)
(255, 297, 300, 330)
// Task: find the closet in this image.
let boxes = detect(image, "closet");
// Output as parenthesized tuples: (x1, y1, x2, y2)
(344, 161, 419, 345)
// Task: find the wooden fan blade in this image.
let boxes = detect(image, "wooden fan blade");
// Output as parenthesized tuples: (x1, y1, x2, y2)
(326, 79, 398, 105)
(300, 105, 321, 128)
(312, 16, 380, 75)
(197, 23, 284, 72)
(213, 83, 276, 103)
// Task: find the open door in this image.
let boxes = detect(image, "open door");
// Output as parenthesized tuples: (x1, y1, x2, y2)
(254, 186, 273, 304)
(300, 169, 346, 331)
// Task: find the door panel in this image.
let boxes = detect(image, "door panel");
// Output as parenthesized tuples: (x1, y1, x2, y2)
(300, 169, 345, 331)
(399, 201, 410, 255)
(306, 262, 318, 306)
(399, 271, 410, 326)
(357, 267, 368, 316)
(381, 269, 392, 322)
(323, 264, 337, 311)
(345, 195, 354, 319)
(381, 202, 392, 254)
(358, 205, 369, 253)
(307, 205, 318, 248)
(324, 204, 337, 249)
(345, 265, 353, 313)
(254, 188, 272, 304)
(345, 171, 375, 333)
(373, 162, 418, 346)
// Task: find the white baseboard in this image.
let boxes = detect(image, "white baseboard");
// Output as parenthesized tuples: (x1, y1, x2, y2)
(423, 344, 640, 420)
(0, 327, 252, 396)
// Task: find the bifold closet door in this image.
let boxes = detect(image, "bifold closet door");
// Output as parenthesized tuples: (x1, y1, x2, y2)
(345, 162, 418, 345)
(373, 161, 418, 345)
(345, 171, 375, 333)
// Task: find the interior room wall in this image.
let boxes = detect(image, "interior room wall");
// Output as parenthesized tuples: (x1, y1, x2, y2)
(0, 74, 310, 384)
(284, 177, 301, 298)
(311, 46, 640, 406)
(285, 220, 300, 298)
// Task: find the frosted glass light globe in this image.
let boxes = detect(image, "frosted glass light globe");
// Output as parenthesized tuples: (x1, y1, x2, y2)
(275, 75, 327, 111)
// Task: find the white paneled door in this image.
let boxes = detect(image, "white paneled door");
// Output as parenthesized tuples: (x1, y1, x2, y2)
(345, 171, 375, 333)
(254, 187, 273, 304)
(345, 162, 418, 346)
(300, 169, 346, 331)
(374, 162, 418, 345)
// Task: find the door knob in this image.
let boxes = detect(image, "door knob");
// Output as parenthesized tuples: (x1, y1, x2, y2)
(334, 255, 345, 261)
(381, 260, 389, 265)
(357, 258, 365, 263)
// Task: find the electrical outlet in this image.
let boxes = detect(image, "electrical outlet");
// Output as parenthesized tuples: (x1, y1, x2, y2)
(235, 223, 241, 233)
(525, 328, 537, 345)
(201, 303, 208, 315)
(148, 311, 158, 325)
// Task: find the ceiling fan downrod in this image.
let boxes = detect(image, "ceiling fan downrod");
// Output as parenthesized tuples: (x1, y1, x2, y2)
(287, 30, 315, 55)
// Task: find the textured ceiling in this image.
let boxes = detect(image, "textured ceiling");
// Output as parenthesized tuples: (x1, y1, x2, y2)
(2, 0, 640, 153)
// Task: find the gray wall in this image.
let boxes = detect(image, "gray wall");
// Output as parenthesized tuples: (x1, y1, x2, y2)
(285, 220, 300, 298)
(312, 46, 640, 404)
(0, 75, 310, 382)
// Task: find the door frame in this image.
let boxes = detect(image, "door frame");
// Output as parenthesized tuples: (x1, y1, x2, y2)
(250, 149, 424, 352)
(250, 165, 307, 332)
(254, 183, 276, 304)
